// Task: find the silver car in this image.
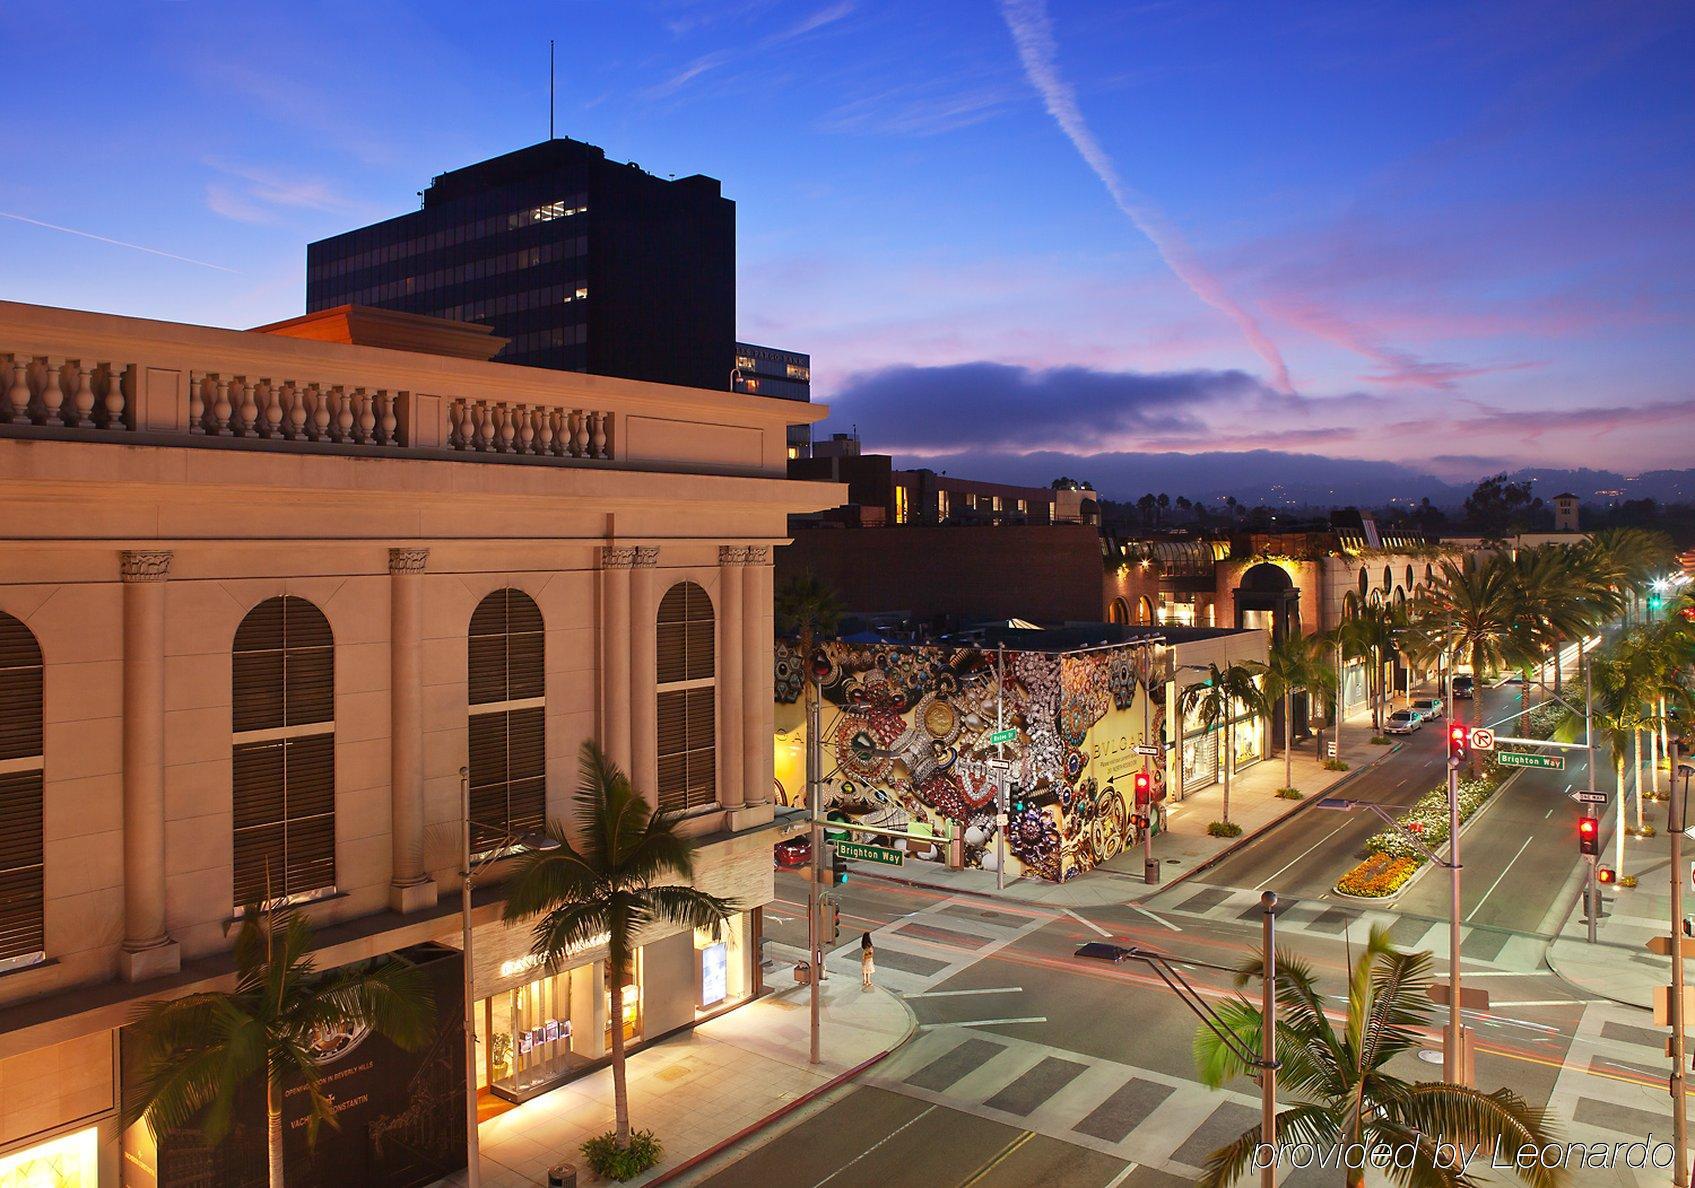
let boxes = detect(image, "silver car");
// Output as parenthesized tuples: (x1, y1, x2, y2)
(1410, 697, 1443, 721)
(1385, 709, 1422, 735)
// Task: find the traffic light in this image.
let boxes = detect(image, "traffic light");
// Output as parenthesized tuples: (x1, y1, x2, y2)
(1010, 786, 1029, 815)
(1448, 724, 1468, 766)
(1596, 866, 1617, 886)
(831, 849, 849, 887)
(827, 901, 841, 944)
(1133, 771, 1151, 808)
(1579, 816, 1600, 857)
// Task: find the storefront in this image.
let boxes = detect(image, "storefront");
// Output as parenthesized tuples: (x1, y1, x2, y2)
(471, 912, 754, 1104)
(0, 1124, 101, 1187)
(1178, 692, 1265, 793)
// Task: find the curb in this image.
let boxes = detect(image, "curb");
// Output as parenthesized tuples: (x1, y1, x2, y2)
(645, 991, 920, 1185)
(1378, 768, 1527, 904)
(1142, 744, 1404, 900)
(1544, 939, 1653, 1012)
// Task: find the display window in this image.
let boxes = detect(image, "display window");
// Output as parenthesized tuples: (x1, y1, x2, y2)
(0, 1126, 98, 1188)
(605, 952, 642, 1048)
(486, 961, 597, 1100)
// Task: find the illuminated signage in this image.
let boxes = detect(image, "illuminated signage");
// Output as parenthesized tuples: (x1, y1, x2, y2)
(699, 941, 728, 1007)
(498, 931, 610, 981)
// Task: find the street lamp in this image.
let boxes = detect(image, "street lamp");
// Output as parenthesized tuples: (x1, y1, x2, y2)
(1668, 743, 1694, 1188)
(1077, 890, 1281, 1187)
(458, 766, 559, 1188)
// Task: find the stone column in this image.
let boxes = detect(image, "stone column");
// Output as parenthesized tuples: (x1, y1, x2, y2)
(119, 549, 180, 982)
(738, 546, 776, 825)
(717, 547, 746, 810)
(629, 547, 659, 800)
(388, 548, 436, 913)
(601, 547, 635, 774)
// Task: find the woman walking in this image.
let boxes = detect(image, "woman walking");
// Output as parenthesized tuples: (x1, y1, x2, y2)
(860, 932, 875, 990)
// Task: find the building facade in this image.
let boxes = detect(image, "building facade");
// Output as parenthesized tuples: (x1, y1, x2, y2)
(733, 342, 811, 460)
(307, 138, 736, 389)
(0, 299, 837, 1183)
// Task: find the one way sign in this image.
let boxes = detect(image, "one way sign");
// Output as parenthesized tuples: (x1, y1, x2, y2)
(1571, 791, 1608, 805)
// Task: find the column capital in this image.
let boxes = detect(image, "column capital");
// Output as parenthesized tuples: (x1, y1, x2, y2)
(632, 546, 659, 567)
(120, 550, 173, 582)
(601, 545, 638, 569)
(742, 545, 771, 566)
(718, 545, 749, 566)
(388, 547, 430, 574)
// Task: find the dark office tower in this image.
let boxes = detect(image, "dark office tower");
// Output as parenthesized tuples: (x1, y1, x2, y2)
(306, 138, 735, 390)
(733, 342, 812, 458)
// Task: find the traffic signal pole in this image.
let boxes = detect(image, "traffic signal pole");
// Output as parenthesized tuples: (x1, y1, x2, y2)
(1670, 743, 1690, 1188)
(1585, 655, 1600, 945)
(807, 666, 822, 1066)
(1445, 739, 1470, 1086)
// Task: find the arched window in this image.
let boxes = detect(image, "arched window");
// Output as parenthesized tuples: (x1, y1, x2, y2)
(468, 589, 546, 853)
(1137, 596, 1155, 626)
(232, 597, 335, 908)
(0, 613, 44, 970)
(1108, 597, 1129, 625)
(1357, 568, 1368, 598)
(1382, 565, 1392, 590)
(1405, 564, 1416, 589)
(657, 582, 715, 813)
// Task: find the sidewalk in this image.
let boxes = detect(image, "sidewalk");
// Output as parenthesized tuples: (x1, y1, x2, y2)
(856, 715, 1398, 910)
(446, 977, 915, 1186)
(1547, 794, 1680, 1011)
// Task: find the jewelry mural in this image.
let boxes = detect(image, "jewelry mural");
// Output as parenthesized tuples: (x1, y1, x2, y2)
(774, 639, 1167, 882)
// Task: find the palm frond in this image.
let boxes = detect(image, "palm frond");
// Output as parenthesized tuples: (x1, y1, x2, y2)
(641, 884, 736, 936)
(305, 956, 436, 1052)
(501, 826, 600, 923)
(530, 899, 617, 969)
(1392, 1083, 1566, 1188)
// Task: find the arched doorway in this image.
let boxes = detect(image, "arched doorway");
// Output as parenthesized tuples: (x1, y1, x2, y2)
(1108, 597, 1130, 626)
(1137, 595, 1155, 626)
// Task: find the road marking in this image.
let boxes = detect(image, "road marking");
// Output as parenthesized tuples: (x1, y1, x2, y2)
(1256, 815, 1357, 889)
(1065, 908, 1112, 937)
(1464, 970, 1556, 977)
(808, 1104, 938, 1188)
(904, 987, 1023, 999)
(1490, 999, 1607, 1007)
(1465, 836, 1534, 923)
(919, 1016, 1047, 1030)
(1130, 905, 1182, 932)
(960, 1130, 1037, 1187)
(1102, 1164, 1140, 1188)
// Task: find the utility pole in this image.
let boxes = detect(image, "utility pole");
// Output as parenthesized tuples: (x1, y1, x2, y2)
(1585, 653, 1600, 944)
(1260, 891, 1279, 1188)
(1444, 634, 1469, 1087)
(807, 659, 823, 1065)
(995, 645, 1007, 891)
(1670, 742, 1691, 1188)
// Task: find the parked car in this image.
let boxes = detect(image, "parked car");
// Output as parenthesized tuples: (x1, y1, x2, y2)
(773, 836, 811, 869)
(1451, 675, 1475, 699)
(1410, 697, 1444, 721)
(1385, 709, 1423, 735)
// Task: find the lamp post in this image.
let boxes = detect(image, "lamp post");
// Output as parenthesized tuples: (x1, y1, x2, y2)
(1670, 743, 1693, 1188)
(458, 767, 559, 1188)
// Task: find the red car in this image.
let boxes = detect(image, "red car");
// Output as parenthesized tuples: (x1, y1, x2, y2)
(773, 836, 811, 869)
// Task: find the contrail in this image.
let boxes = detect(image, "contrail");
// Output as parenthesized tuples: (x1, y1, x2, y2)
(0, 210, 237, 273)
(999, 0, 1294, 394)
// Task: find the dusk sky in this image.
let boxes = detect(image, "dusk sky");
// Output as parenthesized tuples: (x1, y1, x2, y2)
(5, 1, 1691, 492)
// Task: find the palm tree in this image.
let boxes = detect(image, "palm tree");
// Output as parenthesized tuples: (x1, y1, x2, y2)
(1194, 927, 1563, 1188)
(1502, 546, 1596, 731)
(1181, 661, 1269, 828)
(1337, 593, 1397, 732)
(502, 741, 735, 1149)
(776, 570, 843, 665)
(1261, 632, 1337, 794)
(127, 904, 434, 1188)
(1586, 527, 1674, 625)
(1593, 653, 1652, 844)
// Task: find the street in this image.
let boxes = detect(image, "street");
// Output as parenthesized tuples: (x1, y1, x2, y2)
(698, 672, 1685, 1186)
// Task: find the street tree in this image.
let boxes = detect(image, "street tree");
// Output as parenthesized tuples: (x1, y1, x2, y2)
(1261, 632, 1337, 794)
(502, 742, 735, 1159)
(1194, 927, 1564, 1188)
(1180, 661, 1269, 832)
(1462, 473, 1542, 540)
(127, 904, 434, 1188)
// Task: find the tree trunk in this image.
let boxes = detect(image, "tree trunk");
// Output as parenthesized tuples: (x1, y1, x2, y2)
(267, 1074, 285, 1188)
(1283, 689, 1293, 792)
(1222, 718, 1233, 824)
(1518, 669, 1530, 736)
(610, 974, 630, 1146)
(1616, 758, 1627, 872)
(1633, 730, 1644, 830)
(1334, 648, 1345, 763)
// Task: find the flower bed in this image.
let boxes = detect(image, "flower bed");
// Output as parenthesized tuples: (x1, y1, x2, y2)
(1335, 853, 1420, 898)
(1332, 701, 1569, 896)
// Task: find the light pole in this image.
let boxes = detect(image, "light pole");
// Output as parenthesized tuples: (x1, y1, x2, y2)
(996, 645, 1007, 891)
(458, 767, 558, 1188)
(1584, 653, 1600, 944)
(1670, 742, 1693, 1188)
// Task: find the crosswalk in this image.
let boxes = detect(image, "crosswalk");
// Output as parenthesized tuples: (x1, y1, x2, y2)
(819, 897, 1057, 995)
(1160, 880, 1549, 971)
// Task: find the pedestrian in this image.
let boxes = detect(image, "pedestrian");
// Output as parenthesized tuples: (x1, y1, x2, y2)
(860, 931, 875, 990)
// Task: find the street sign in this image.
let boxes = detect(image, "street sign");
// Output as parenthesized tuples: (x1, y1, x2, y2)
(1497, 750, 1565, 771)
(1427, 983, 1491, 1011)
(834, 839, 905, 867)
(1133, 743, 1161, 757)
(1647, 936, 1695, 958)
(1570, 791, 1607, 804)
(987, 728, 1017, 745)
(1655, 985, 1695, 1027)
(1470, 728, 1495, 751)
(1327, 741, 1338, 759)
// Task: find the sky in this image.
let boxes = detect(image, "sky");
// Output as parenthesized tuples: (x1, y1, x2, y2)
(3, 0, 1692, 497)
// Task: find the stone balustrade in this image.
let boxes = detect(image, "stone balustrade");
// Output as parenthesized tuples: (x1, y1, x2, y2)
(5, 355, 132, 430)
(444, 396, 611, 459)
(188, 372, 405, 446)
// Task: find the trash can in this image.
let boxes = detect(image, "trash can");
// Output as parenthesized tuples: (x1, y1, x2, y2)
(547, 1165, 577, 1188)
(794, 960, 812, 985)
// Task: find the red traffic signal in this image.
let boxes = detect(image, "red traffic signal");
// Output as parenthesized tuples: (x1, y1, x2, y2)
(1596, 866, 1617, 885)
(1133, 771, 1151, 806)
(1579, 816, 1600, 857)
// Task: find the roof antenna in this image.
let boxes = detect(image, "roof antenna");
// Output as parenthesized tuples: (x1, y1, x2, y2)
(549, 39, 556, 140)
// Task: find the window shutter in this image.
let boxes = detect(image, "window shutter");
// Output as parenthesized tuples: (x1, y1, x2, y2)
(467, 590, 546, 847)
(0, 770, 44, 963)
(0, 615, 43, 762)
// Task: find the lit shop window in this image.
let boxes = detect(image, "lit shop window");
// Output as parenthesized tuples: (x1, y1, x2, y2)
(735, 356, 757, 371)
(785, 364, 811, 382)
(0, 1126, 98, 1186)
(894, 485, 910, 525)
(936, 490, 950, 522)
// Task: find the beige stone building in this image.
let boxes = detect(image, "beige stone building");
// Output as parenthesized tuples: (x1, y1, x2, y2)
(0, 300, 838, 1184)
